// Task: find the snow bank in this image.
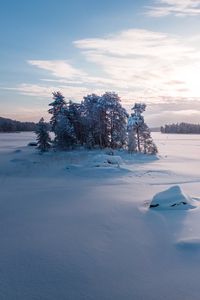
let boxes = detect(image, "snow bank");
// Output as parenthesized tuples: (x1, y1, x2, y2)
(149, 185, 196, 210)
(91, 154, 123, 167)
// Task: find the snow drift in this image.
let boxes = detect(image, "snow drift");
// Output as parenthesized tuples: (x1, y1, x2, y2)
(149, 185, 196, 210)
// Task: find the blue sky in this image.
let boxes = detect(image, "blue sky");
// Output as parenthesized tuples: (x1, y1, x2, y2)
(1, 0, 200, 125)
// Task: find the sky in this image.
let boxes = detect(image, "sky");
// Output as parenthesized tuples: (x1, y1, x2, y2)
(1, 0, 200, 126)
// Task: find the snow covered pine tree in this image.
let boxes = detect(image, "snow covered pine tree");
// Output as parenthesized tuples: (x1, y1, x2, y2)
(35, 118, 51, 152)
(48, 91, 77, 150)
(81, 93, 101, 148)
(47, 92, 156, 153)
(99, 92, 128, 149)
(82, 92, 128, 149)
(127, 103, 158, 154)
(48, 91, 66, 131)
(54, 112, 76, 150)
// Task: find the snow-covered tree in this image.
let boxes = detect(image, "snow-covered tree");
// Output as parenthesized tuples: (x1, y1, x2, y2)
(99, 92, 128, 149)
(127, 103, 145, 153)
(141, 124, 158, 154)
(48, 91, 66, 131)
(47, 91, 157, 153)
(48, 92, 78, 149)
(54, 113, 76, 150)
(35, 118, 51, 152)
(82, 92, 128, 149)
(127, 127, 137, 153)
(127, 103, 158, 154)
(81, 94, 101, 148)
(85, 132, 95, 149)
(67, 101, 85, 145)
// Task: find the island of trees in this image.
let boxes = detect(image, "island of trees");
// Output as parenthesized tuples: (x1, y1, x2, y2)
(161, 123, 200, 134)
(36, 91, 158, 154)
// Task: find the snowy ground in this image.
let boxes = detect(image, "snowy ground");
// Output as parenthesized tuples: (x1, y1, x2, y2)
(0, 132, 200, 300)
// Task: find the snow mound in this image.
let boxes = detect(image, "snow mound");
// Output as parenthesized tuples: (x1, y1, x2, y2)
(176, 238, 200, 250)
(149, 185, 196, 210)
(91, 154, 123, 167)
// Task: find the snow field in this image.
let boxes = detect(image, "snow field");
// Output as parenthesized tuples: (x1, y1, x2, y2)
(0, 132, 200, 299)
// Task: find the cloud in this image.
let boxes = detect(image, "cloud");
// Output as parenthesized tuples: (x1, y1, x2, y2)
(28, 60, 119, 90)
(174, 109, 200, 115)
(144, 98, 200, 125)
(147, 109, 200, 126)
(4, 28, 200, 125)
(3, 83, 103, 100)
(23, 29, 200, 102)
(146, 0, 200, 17)
(3, 84, 54, 97)
(28, 60, 86, 79)
(74, 29, 200, 98)
(74, 29, 193, 57)
(41, 76, 118, 88)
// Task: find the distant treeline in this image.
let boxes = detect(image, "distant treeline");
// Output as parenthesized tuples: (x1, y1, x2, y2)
(161, 122, 200, 134)
(0, 116, 37, 132)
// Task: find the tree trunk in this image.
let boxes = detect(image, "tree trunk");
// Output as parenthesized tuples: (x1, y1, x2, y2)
(136, 127, 141, 152)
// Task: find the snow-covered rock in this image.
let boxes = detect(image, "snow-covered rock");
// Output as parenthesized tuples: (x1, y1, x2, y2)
(91, 154, 123, 167)
(149, 185, 196, 210)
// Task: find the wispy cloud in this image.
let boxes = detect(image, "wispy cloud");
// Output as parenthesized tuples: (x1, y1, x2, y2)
(74, 29, 200, 98)
(27, 60, 118, 89)
(145, 99, 200, 125)
(4, 84, 54, 97)
(28, 60, 86, 79)
(4, 28, 200, 108)
(3, 83, 103, 100)
(146, 0, 200, 17)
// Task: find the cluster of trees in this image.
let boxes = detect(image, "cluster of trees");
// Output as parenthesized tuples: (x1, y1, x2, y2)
(0, 117, 36, 132)
(48, 91, 128, 150)
(161, 123, 200, 134)
(36, 91, 157, 154)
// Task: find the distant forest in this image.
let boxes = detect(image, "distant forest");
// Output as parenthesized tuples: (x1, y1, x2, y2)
(161, 123, 200, 134)
(0, 117, 37, 132)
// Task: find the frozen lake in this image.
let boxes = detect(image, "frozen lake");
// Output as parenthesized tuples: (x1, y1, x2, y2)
(1, 131, 200, 158)
(0, 132, 200, 300)
(0, 132, 36, 152)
